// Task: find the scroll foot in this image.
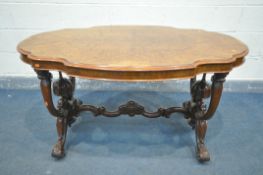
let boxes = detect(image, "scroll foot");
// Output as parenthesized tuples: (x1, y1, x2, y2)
(51, 142, 65, 159)
(196, 143, 210, 162)
(51, 116, 68, 159)
(195, 120, 210, 162)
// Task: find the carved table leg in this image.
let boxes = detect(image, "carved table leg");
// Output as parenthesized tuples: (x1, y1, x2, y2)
(36, 70, 79, 159)
(51, 72, 78, 158)
(35, 70, 60, 117)
(52, 117, 68, 158)
(195, 120, 209, 161)
(183, 73, 228, 161)
(195, 73, 227, 161)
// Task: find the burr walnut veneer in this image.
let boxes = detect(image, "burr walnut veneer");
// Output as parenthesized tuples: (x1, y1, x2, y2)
(17, 26, 248, 162)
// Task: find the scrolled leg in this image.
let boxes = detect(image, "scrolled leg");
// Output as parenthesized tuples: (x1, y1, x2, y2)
(184, 73, 228, 161)
(36, 70, 79, 159)
(201, 73, 228, 120)
(35, 70, 60, 117)
(51, 72, 77, 158)
(189, 74, 210, 161)
(195, 120, 210, 161)
(52, 117, 68, 158)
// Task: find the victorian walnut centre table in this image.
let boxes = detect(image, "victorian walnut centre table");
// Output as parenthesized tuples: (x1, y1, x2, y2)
(17, 26, 248, 162)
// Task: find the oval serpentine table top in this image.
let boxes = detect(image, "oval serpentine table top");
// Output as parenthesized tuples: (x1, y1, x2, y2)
(17, 26, 249, 81)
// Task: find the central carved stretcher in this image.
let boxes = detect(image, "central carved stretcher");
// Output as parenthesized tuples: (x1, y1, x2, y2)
(17, 26, 248, 162)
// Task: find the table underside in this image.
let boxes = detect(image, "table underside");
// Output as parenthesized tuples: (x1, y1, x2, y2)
(35, 69, 228, 162)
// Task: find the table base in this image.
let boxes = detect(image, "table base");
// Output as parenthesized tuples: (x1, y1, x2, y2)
(35, 70, 228, 162)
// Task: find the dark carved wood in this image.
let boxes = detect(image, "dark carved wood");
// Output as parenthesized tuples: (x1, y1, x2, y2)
(183, 73, 228, 161)
(36, 70, 80, 158)
(78, 101, 190, 118)
(35, 70, 228, 162)
(184, 74, 210, 128)
(195, 120, 210, 161)
(51, 72, 83, 158)
(202, 73, 228, 120)
(52, 117, 67, 158)
(35, 70, 60, 117)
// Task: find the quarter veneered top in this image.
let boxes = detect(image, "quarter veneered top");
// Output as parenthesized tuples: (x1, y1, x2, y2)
(17, 26, 248, 71)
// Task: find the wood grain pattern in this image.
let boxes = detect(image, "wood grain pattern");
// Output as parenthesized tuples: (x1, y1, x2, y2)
(17, 26, 248, 80)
